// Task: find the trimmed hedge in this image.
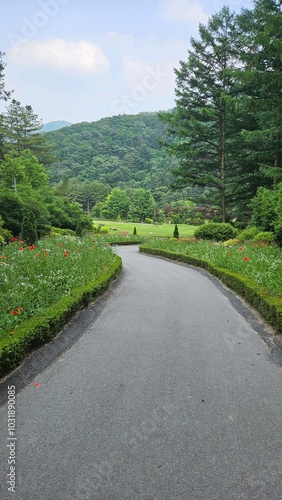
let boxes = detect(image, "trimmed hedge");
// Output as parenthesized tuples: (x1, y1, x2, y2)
(139, 246, 282, 333)
(0, 255, 122, 377)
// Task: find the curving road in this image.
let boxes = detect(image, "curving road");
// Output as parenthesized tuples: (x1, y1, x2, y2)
(0, 245, 281, 500)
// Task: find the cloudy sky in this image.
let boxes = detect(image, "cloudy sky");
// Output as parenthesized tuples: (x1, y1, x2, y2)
(1, 0, 252, 125)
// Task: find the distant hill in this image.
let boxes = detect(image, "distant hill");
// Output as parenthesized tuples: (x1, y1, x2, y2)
(41, 121, 72, 132)
(45, 111, 194, 206)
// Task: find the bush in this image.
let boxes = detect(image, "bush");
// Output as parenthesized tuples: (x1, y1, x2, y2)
(100, 227, 109, 234)
(133, 226, 137, 236)
(253, 231, 275, 244)
(21, 210, 38, 245)
(238, 227, 260, 242)
(194, 222, 238, 241)
(50, 227, 76, 236)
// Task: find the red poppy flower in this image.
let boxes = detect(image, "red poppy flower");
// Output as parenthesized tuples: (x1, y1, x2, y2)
(11, 237, 17, 242)
(29, 245, 35, 250)
(238, 247, 243, 251)
(19, 247, 24, 251)
(63, 252, 68, 257)
(243, 257, 249, 261)
(1, 255, 6, 259)
(12, 310, 19, 315)
(59, 243, 63, 247)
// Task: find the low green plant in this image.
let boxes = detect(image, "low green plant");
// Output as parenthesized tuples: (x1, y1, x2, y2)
(238, 227, 260, 242)
(253, 231, 275, 243)
(194, 222, 238, 241)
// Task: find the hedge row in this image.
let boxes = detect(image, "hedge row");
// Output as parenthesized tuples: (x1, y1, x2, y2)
(0, 255, 122, 377)
(139, 246, 282, 333)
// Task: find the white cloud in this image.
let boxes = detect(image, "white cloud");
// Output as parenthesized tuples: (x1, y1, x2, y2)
(161, 0, 209, 24)
(8, 38, 109, 74)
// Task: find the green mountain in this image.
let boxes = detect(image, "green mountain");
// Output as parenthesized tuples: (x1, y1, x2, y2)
(45, 112, 190, 206)
(42, 121, 72, 132)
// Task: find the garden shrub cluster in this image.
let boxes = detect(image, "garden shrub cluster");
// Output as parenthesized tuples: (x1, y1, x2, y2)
(194, 222, 238, 241)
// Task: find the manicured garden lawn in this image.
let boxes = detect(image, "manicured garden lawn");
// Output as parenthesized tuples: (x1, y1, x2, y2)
(93, 220, 197, 238)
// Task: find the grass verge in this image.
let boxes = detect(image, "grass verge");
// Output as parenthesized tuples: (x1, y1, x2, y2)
(139, 242, 282, 334)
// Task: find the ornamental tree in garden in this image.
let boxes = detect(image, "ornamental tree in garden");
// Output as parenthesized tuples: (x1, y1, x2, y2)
(21, 210, 38, 245)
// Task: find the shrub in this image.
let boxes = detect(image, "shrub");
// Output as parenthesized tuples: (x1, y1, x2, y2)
(173, 224, 179, 238)
(194, 222, 238, 241)
(238, 227, 260, 242)
(253, 231, 275, 244)
(133, 226, 137, 236)
(145, 218, 154, 224)
(100, 227, 109, 234)
(21, 210, 38, 245)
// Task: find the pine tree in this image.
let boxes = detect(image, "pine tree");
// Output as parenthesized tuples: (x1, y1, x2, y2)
(159, 7, 247, 221)
(237, 0, 282, 186)
(173, 224, 179, 238)
(2, 100, 55, 165)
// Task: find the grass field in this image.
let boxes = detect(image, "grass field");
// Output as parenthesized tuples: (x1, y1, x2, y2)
(93, 220, 197, 238)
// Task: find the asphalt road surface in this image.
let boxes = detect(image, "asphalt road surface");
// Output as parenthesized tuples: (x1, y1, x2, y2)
(0, 245, 281, 500)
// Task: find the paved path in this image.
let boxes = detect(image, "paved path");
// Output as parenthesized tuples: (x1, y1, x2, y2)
(0, 245, 281, 500)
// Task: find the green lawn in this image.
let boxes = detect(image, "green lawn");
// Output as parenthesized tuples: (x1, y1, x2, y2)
(93, 220, 197, 238)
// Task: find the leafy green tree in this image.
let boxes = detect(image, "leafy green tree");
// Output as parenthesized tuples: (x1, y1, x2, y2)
(249, 186, 278, 231)
(0, 190, 24, 234)
(129, 188, 156, 221)
(101, 188, 130, 219)
(0, 150, 48, 191)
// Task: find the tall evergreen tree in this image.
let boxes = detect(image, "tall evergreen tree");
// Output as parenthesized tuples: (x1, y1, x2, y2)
(159, 7, 250, 221)
(2, 100, 55, 165)
(0, 52, 12, 102)
(237, 0, 282, 185)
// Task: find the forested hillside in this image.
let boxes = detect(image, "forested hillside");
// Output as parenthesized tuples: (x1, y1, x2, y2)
(45, 112, 192, 206)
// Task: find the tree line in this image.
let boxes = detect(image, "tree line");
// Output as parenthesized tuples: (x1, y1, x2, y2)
(1, 0, 281, 238)
(160, 0, 281, 223)
(0, 62, 93, 240)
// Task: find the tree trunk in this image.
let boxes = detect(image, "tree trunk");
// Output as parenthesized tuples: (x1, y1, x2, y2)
(220, 98, 226, 222)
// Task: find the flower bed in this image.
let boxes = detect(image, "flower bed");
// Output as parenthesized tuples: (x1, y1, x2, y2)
(139, 238, 282, 333)
(0, 236, 122, 376)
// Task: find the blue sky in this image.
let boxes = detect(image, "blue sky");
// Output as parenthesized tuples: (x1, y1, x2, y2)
(1, 0, 252, 125)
